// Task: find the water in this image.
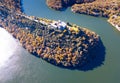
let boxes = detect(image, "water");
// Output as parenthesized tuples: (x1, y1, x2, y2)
(0, 0, 120, 83)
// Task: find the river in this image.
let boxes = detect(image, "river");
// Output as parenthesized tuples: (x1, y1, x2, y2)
(0, 0, 120, 83)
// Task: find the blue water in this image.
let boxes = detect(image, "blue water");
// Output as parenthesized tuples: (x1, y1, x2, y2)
(0, 0, 120, 83)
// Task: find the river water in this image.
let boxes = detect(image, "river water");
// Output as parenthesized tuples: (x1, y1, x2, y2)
(0, 0, 120, 83)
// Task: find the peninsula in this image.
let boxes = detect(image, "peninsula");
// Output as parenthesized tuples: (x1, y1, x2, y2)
(0, 0, 105, 69)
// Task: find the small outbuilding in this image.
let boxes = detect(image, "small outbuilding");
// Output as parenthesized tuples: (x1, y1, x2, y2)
(49, 20, 67, 30)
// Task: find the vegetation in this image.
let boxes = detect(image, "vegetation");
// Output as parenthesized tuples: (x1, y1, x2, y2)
(0, 0, 105, 69)
(46, 0, 95, 10)
(109, 15, 120, 26)
(0, 0, 22, 13)
(46, 0, 120, 31)
(0, 10, 102, 68)
(72, 0, 120, 18)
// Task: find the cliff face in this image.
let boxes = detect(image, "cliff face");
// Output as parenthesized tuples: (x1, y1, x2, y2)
(46, 0, 95, 10)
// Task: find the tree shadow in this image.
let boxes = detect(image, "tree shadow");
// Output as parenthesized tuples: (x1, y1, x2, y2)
(31, 38, 106, 71)
(48, 6, 68, 12)
(59, 7, 67, 11)
(20, 0, 25, 13)
(76, 39, 106, 71)
(48, 38, 106, 71)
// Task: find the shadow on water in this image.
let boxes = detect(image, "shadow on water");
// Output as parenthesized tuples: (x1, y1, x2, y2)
(11, 10, 105, 71)
(20, 0, 24, 13)
(55, 39, 106, 71)
(59, 7, 67, 11)
(32, 38, 106, 71)
(77, 39, 106, 71)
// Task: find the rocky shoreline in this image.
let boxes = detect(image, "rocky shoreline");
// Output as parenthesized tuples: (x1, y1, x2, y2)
(0, 0, 105, 69)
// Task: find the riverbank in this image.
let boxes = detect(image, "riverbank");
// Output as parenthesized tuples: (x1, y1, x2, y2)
(46, 0, 95, 10)
(108, 15, 120, 31)
(0, 0, 105, 69)
(46, 0, 120, 31)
